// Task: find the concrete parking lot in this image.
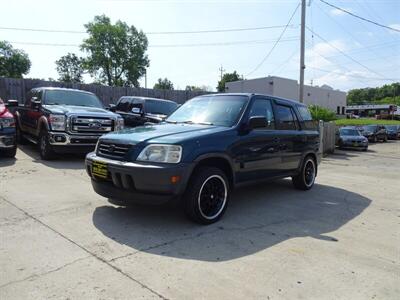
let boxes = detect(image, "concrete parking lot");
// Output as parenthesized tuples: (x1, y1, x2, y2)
(1, 141, 399, 299)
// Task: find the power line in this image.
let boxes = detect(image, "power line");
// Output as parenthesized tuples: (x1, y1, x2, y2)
(9, 37, 299, 48)
(246, 2, 301, 77)
(0, 24, 298, 35)
(309, 67, 400, 81)
(306, 27, 390, 80)
(319, 0, 400, 33)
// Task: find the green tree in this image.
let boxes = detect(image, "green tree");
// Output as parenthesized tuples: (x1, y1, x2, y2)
(154, 78, 174, 90)
(55, 53, 84, 83)
(347, 83, 400, 105)
(185, 85, 211, 92)
(217, 71, 241, 92)
(81, 15, 149, 87)
(0, 41, 31, 78)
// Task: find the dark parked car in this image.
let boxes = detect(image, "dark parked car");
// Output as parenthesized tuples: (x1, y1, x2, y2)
(0, 99, 17, 158)
(384, 125, 400, 140)
(86, 93, 321, 224)
(13, 87, 124, 160)
(360, 125, 387, 142)
(337, 127, 368, 151)
(110, 97, 178, 127)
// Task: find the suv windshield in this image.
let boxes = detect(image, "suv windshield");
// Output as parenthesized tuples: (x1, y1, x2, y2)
(340, 128, 361, 136)
(44, 90, 103, 108)
(385, 125, 398, 130)
(145, 100, 177, 116)
(166, 95, 248, 127)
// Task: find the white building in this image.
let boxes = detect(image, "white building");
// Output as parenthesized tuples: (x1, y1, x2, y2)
(225, 76, 347, 114)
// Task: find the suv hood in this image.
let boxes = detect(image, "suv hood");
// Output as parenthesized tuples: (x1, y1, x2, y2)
(100, 123, 228, 144)
(42, 105, 117, 117)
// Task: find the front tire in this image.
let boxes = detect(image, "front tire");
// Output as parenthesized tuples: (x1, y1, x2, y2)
(39, 130, 55, 160)
(184, 167, 230, 225)
(292, 156, 317, 191)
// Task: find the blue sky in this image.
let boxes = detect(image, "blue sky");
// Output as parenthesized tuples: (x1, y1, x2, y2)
(1, 0, 399, 91)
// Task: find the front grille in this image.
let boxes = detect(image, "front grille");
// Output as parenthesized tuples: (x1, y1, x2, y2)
(97, 141, 133, 160)
(70, 116, 114, 134)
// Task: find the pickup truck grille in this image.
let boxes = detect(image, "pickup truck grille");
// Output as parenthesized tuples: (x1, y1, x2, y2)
(70, 117, 114, 134)
(97, 141, 132, 160)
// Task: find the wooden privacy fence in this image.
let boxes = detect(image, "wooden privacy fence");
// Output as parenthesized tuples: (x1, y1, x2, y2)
(0, 77, 210, 105)
(319, 121, 336, 154)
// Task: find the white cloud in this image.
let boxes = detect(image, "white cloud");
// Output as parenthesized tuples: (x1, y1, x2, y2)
(312, 69, 384, 91)
(330, 8, 350, 16)
(306, 39, 348, 69)
(389, 24, 400, 34)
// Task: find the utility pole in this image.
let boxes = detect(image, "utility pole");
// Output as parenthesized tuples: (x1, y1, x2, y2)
(299, 0, 306, 103)
(219, 65, 225, 80)
(145, 69, 147, 89)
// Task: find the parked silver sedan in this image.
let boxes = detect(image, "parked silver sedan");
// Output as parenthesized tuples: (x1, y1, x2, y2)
(337, 127, 368, 151)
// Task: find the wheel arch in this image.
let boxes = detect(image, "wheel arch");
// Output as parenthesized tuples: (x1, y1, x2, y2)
(190, 154, 235, 189)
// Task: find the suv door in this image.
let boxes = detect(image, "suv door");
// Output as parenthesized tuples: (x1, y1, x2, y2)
(273, 103, 302, 171)
(233, 97, 281, 182)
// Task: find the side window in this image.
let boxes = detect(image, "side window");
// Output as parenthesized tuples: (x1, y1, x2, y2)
(275, 105, 298, 130)
(116, 97, 130, 112)
(129, 100, 143, 114)
(249, 98, 275, 129)
(297, 105, 317, 130)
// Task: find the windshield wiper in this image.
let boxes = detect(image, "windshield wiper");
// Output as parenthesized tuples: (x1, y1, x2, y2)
(182, 120, 214, 126)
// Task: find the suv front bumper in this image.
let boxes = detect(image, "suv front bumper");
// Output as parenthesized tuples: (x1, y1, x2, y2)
(0, 131, 16, 149)
(85, 152, 194, 205)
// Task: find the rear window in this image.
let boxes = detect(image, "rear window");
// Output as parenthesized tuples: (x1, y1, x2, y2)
(145, 100, 177, 116)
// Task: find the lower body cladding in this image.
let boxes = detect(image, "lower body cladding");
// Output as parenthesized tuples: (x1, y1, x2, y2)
(85, 152, 193, 205)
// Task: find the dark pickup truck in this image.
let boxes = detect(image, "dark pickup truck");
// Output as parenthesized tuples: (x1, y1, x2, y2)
(110, 96, 178, 127)
(13, 87, 124, 159)
(86, 93, 321, 224)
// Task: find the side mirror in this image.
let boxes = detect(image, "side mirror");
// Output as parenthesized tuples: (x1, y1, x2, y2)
(31, 97, 41, 110)
(6, 99, 18, 107)
(248, 116, 267, 130)
(108, 104, 116, 111)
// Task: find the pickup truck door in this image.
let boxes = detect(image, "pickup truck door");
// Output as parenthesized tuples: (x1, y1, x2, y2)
(273, 104, 303, 171)
(22, 90, 43, 136)
(233, 97, 281, 183)
(115, 98, 144, 127)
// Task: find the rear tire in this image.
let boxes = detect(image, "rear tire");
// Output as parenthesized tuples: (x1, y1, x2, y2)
(292, 156, 317, 191)
(183, 167, 230, 225)
(39, 129, 55, 160)
(2, 146, 17, 158)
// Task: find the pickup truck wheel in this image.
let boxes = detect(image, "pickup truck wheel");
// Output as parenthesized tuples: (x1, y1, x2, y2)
(39, 130, 55, 160)
(184, 167, 230, 225)
(292, 156, 317, 191)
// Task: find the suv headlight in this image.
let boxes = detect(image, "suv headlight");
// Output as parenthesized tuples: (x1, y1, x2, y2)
(115, 117, 124, 131)
(49, 114, 65, 131)
(137, 144, 182, 163)
(0, 117, 15, 128)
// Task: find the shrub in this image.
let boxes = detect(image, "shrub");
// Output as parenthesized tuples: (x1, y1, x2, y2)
(308, 105, 337, 122)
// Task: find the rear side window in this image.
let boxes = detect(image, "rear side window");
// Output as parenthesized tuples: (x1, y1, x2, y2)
(297, 104, 317, 130)
(297, 105, 312, 121)
(248, 98, 275, 129)
(275, 105, 298, 130)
